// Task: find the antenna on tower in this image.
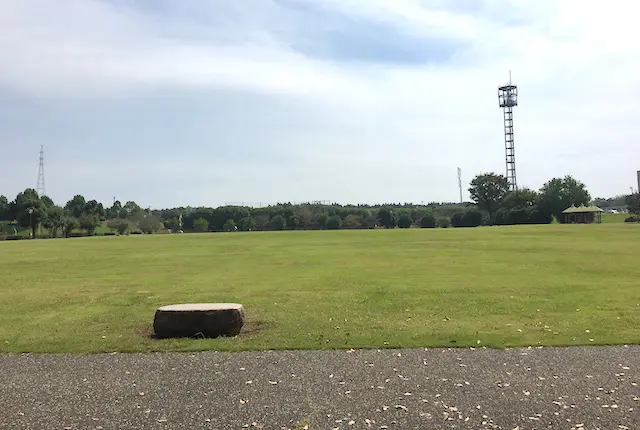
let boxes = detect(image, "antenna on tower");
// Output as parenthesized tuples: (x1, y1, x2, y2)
(36, 145, 46, 196)
(457, 167, 463, 203)
(498, 72, 518, 191)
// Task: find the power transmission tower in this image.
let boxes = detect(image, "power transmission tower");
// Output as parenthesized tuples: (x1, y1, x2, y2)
(36, 145, 46, 196)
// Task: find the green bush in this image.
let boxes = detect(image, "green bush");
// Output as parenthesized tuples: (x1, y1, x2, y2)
(419, 213, 436, 228)
(451, 210, 483, 227)
(326, 215, 343, 230)
(437, 217, 451, 228)
(193, 217, 209, 232)
(397, 213, 412, 229)
(223, 219, 236, 232)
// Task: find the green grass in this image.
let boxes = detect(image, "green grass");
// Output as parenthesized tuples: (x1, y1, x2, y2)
(1, 225, 639, 354)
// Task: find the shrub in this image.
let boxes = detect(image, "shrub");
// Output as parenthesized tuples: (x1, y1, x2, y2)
(451, 210, 483, 227)
(107, 219, 130, 235)
(130, 230, 143, 235)
(419, 213, 436, 228)
(223, 219, 237, 232)
(193, 217, 209, 232)
(437, 217, 451, 228)
(625, 216, 640, 223)
(326, 215, 343, 230)
(397, 213, 412, 229)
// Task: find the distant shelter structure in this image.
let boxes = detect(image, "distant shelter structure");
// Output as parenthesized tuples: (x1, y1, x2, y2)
(562, 204, 604, 224)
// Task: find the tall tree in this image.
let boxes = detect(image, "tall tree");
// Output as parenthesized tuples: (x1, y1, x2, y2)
(107, 200, 122, 219)
(538, 176, 590, 223)
(468, 173, 510, 224)
(11, 189, 47, 238)
(377, 207, 398, 229)
(0, 195, 8, 221)
(626, 193, 640, 216)
(123, 201, 142, 217)
(84, 200, 105, 219)
(42, 205, 65, 238)
(65, 195, 86, 218)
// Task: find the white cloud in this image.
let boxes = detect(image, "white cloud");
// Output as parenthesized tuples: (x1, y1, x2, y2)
(0, 0, 639, 207)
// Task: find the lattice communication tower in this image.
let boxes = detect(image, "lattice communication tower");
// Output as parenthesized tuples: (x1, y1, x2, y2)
(498, 72, 518, 191)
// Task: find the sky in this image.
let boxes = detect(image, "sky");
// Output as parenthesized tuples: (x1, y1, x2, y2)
(1, 0, 639, 209)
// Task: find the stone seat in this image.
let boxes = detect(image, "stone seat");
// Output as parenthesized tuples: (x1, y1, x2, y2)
(153, 303, 245, 339)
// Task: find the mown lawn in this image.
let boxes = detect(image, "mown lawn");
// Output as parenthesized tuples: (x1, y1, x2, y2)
(1, 224, 639, 354)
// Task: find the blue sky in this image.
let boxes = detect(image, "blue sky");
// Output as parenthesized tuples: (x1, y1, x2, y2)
(1, 0, 639, 208)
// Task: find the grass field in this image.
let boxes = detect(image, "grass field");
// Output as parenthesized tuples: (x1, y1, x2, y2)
(1, 224, 639, 354)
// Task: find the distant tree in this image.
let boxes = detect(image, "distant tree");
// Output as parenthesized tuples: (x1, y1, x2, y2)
(326, 215, 343, 230)
(65, 195, 87, 218)
(84, 199, 105, 220)
(295, 206, 314, 228)
(411, 208, 428, 225)
(626, 193, 640, 216)
(138, 214, 163, 234)
(437, 217, 451, 228)
(270, 215, 287, 231)
(538, 176, 590, 223)
(314, 212, 329, 229)
(253, 214, 270, 230)
(193, 217, 209, 232)
(468, 173, 510, 224)
(397, 213, 412, 228)
(237, 216, 256, 231)
(593, 195, 628, 209)
(78, 214, 100, 236)
(62, 217, 79, 238)
(42, 205, 65, 237)
(223, 219, 237, 232)
(501, 188, 539, 210)
(12, 189, 47, 238)
(0, 195, 9, 221)
(377, 207, 398, 229)
(122, 201, 142, 217)
(420, 213, 437, 228)
(362, 210, 377, 229)
(107, 200, 123, 219)
(107, 219, 130, 235)
(342, 214, 362, 229)
(163, 217, 180, 231)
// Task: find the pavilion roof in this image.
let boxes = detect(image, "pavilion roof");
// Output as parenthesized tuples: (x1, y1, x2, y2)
(562, 204, 605, 214)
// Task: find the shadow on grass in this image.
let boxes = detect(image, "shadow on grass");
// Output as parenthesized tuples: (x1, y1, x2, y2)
(135, 319, 269, 340)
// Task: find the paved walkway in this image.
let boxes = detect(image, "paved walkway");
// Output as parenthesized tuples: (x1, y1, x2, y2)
(1, 346, 638, 429)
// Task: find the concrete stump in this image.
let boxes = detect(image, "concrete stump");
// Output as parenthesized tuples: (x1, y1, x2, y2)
(153, 303, 245, 339)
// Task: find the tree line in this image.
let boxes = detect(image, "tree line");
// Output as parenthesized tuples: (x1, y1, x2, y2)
(1, 173, 637, 239)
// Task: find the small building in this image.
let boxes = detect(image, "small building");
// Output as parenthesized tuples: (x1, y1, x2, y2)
(562, 204, 604, 224)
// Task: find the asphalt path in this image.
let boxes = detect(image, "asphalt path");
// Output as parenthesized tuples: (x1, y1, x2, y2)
(1, 346, 638, 429)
